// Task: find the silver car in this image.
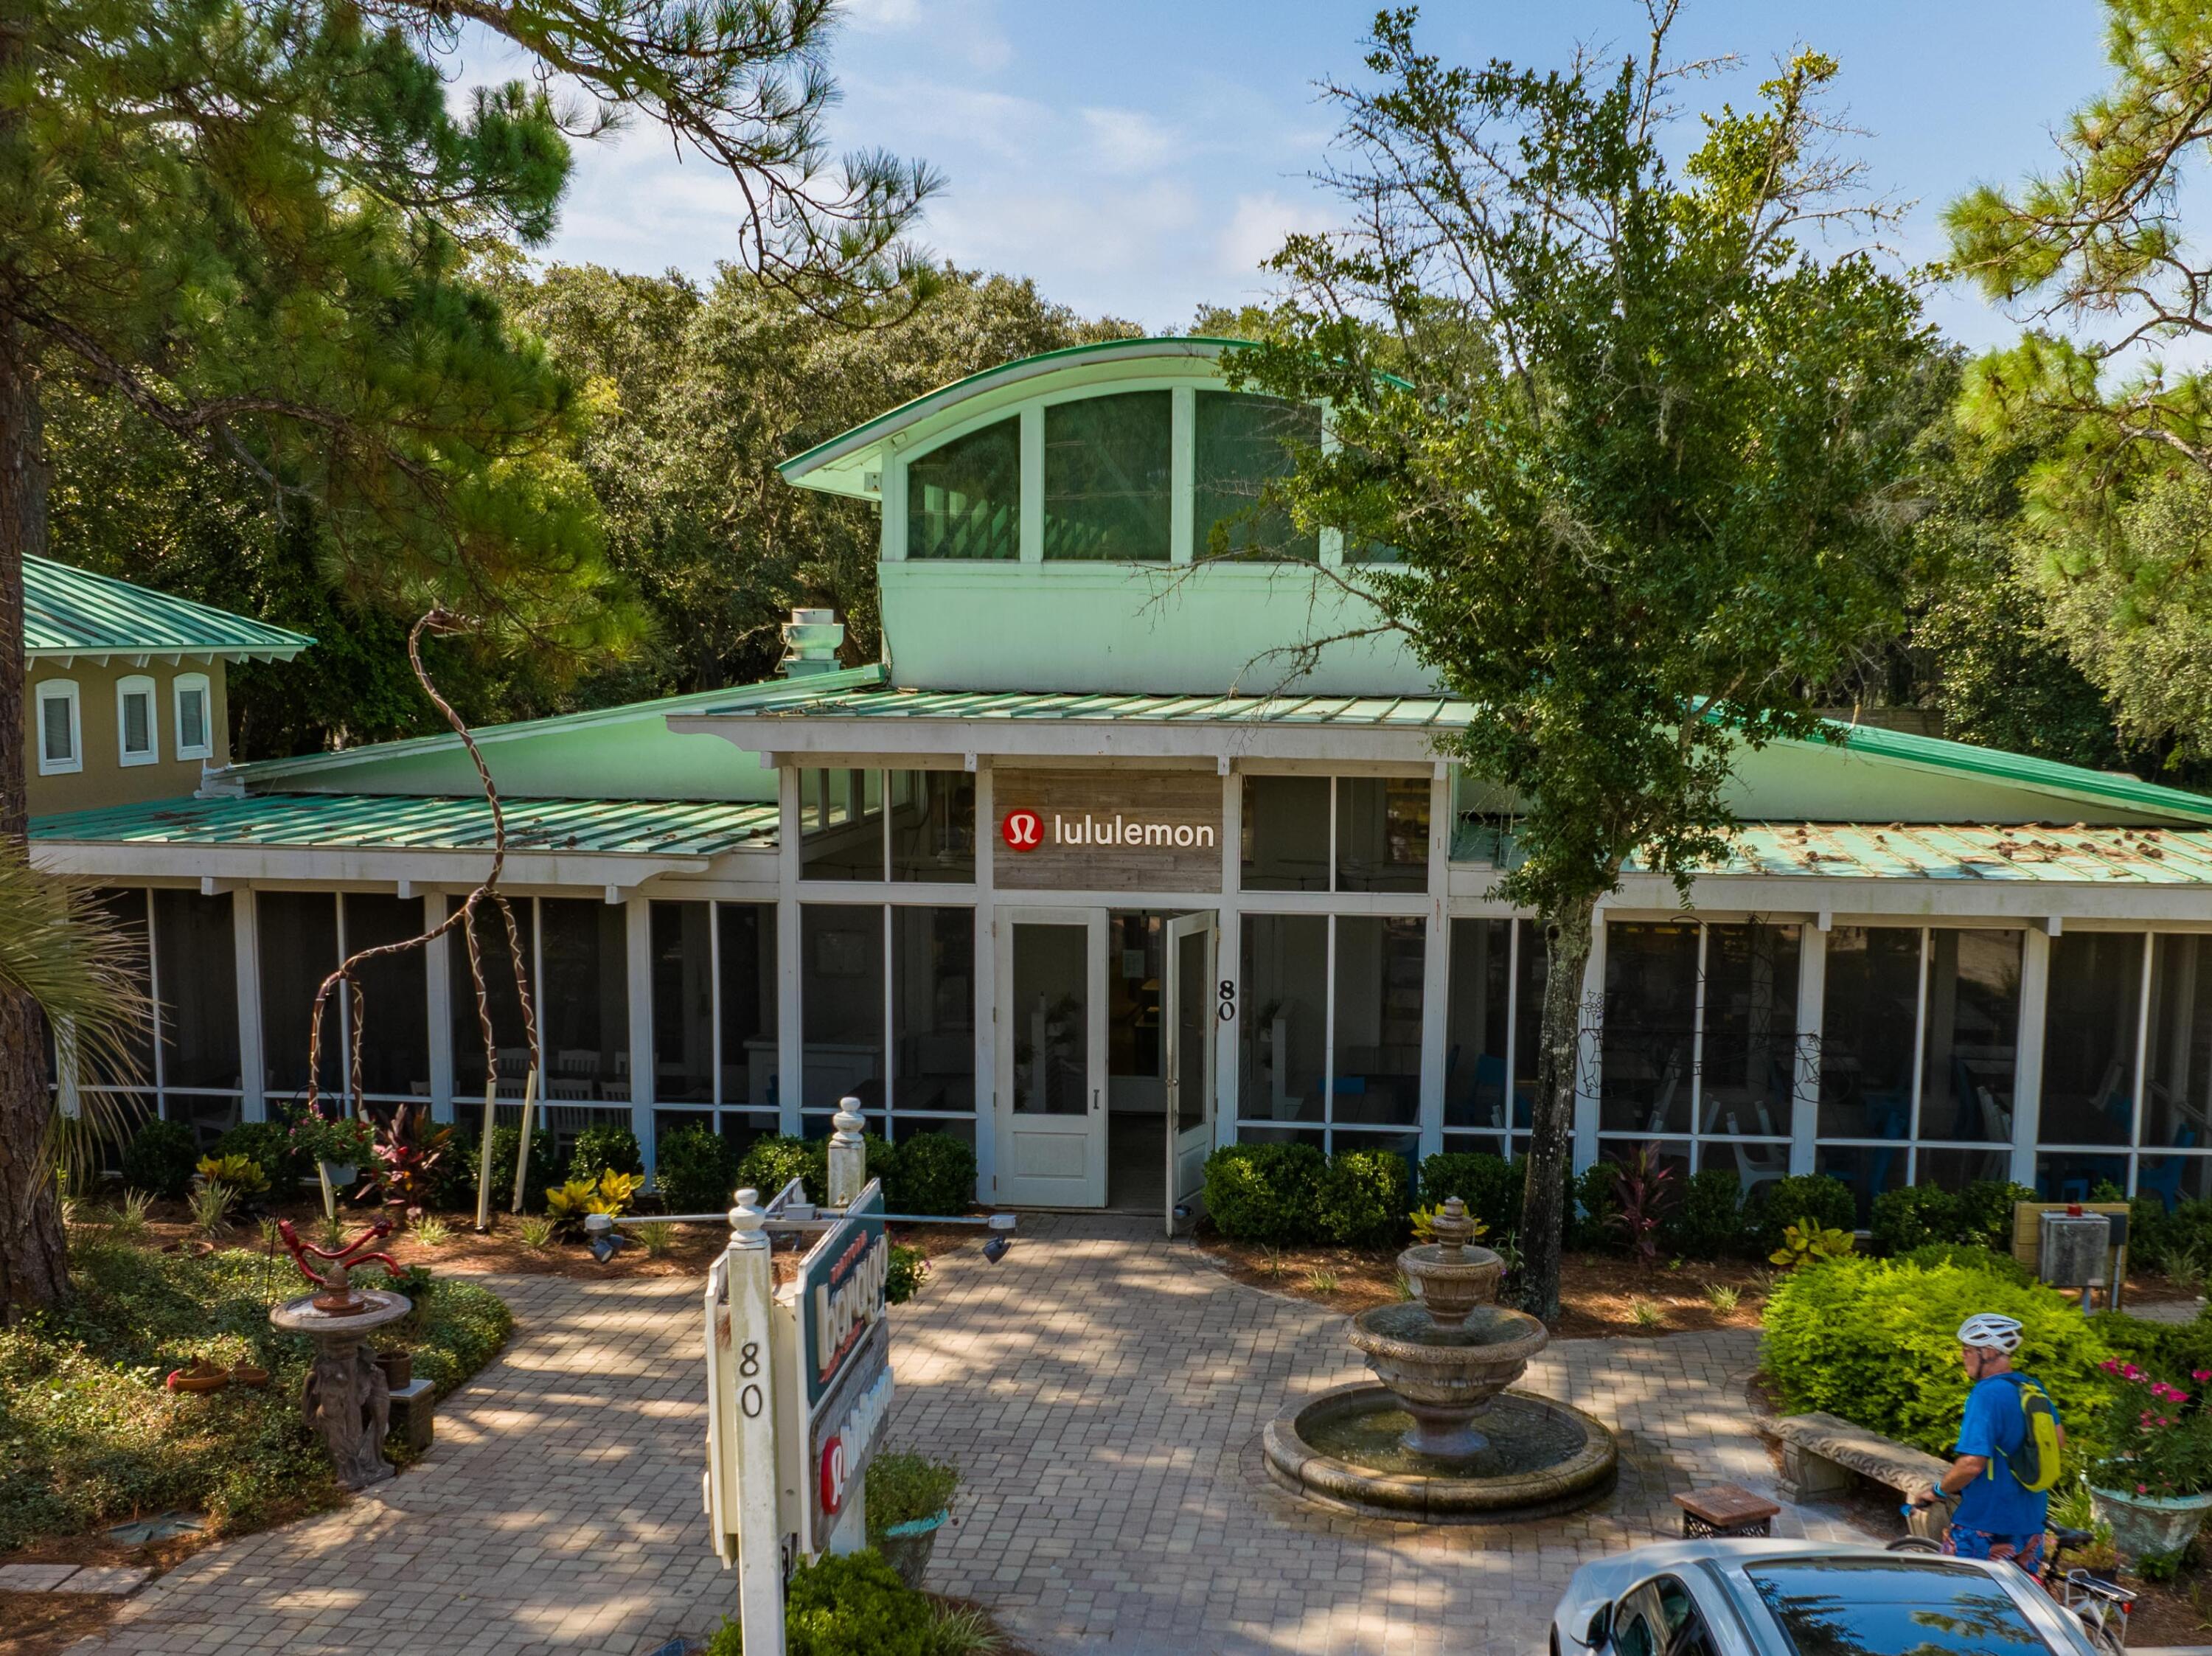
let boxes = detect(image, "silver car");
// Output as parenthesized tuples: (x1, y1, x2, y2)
(1550, 1538, 2106, 1656)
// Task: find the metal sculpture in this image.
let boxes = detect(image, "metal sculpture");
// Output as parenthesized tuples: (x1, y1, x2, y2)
(276, 1214, 400, 1314)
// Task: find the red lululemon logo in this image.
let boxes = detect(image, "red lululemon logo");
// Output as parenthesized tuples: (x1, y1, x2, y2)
(820, 1435, 847, 1514)
(1001, 810, 1043, 852)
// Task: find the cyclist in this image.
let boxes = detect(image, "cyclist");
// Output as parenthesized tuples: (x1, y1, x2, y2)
(1907, 1312, 2066, 1573)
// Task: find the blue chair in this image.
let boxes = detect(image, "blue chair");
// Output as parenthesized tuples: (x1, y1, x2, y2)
(2136, 1124, 2199, 1211)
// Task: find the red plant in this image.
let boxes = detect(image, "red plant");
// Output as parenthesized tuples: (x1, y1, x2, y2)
(371, 1099, 452, 1217)
(1607, 1144, 1678, 1270)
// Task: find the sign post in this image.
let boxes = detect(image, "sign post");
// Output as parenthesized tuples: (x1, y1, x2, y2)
(703, 1189, 785, 1655)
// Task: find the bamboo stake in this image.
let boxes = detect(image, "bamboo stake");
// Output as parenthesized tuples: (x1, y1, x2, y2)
(511, 1065, 539, 1214)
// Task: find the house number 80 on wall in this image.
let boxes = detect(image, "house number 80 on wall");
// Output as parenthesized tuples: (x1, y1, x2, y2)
(1217, 980, 1235, 1023)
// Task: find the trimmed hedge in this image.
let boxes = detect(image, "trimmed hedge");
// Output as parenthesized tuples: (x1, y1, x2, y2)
(655, 1123, 736, 1215)
(1417, 1151, 1520, 1238)
(734, 1133, 898, 1206)
(1763, 1253, 2112, 1458)
(1745, 1173, 1856, 1254)
(1871, 1180, 2039, 1257)
(1317, 1149, 1411, 1248)
(568, 1124, 643, 1182)
(1660, 1166, 1745, 1259)
(210, 1121, 310, 1194)
(119, 1118, 199, 1200)
(1203, 1143, 1326, 1245)
(883, 1131, 975, 1217)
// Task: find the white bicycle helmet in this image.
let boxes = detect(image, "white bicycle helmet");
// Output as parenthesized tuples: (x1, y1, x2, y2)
(1958, 1312, 2025, 1353)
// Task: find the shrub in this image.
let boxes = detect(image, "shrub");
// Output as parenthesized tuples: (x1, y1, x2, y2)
(655, 1123, 736, 1215)
(486, 1125, 560, 1211)
(1902, 1242, 2032, 1285)
(212, 1121, 308, 1193)
(1607, 1146, 1677, 1268)
(886, 1244, 928, 1305)
(2089, 1305, 2212, 1388)
(1959, 1180, 2039, 1251)
(1417, 1151, 1519, 1238)
(1317, 1149, 1411, 1248)
(119, 1118, 199, 1201)
(886, 1131, 975, 1217)
(1763, 1253, 2112, 1458)
(568, 1124, 642, 1183)
(1203, 1143, 1326, 1245)
(867, 1452, 959, 1537)
(735, 1133, 896, 1206)
(1871, 1183, 1965, 1256)
(1745, 1172, 1856, 1253)
(1572, 1161, 1621, 1250)
(1661, 1166, 1746, 1259)
(705, 1548, 979, 1656)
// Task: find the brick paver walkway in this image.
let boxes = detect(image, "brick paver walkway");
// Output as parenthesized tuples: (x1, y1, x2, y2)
(77, 1218, 1844, 1656)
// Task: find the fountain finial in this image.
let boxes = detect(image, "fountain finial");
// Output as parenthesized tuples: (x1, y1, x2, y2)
(1431, 1196, 1473, 1259)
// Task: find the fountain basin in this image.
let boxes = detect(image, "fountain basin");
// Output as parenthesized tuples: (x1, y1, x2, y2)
(1264, 1384, 1617, 1523)
(1347, 1301, 1548, 1456)
(1397, 1239, 1503, 1326)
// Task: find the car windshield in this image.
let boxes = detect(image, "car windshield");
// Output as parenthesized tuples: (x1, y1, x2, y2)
(1745, 1558, 2053, 1656)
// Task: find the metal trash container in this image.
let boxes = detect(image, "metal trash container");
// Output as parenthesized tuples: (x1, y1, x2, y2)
(2039, 1208, 2112, 1305)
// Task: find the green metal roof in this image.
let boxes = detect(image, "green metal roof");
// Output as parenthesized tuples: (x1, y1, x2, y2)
(29, 794, 777, 857)
(24, 556, 314, 660)
(1684, 823, 2212, 884)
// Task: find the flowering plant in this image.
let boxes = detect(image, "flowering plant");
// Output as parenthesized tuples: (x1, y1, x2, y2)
(291, 1109, 375, 1169)
(2087, 1360, 2212, 1499)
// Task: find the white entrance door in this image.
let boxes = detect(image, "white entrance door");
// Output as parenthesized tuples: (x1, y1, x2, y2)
(1164, 911, 1216, 1235)
(995, 907, 1107, 1207)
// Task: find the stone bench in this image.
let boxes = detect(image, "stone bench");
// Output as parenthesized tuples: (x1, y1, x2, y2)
(388, 1377, 436, 1453)
(1770, 1411, 1950, 1540)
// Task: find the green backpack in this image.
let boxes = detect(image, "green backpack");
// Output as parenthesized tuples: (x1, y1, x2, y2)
(2000, 1375, 2063, 1495)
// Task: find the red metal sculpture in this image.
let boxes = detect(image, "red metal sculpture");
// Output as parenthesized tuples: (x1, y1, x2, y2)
(277, 1216, 400, 1314)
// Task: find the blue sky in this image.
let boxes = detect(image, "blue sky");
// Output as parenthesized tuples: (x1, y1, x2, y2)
(521, 0, 2115, 349)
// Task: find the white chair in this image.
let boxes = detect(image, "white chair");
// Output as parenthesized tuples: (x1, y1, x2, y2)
(547, 1077, 594, 1102)
(555, 1048, 599, 1077)
(1978, 1085, 2014, 1144)
(1646, 1060, 1681, 1133)
(1726, 1113, 1787, 1199)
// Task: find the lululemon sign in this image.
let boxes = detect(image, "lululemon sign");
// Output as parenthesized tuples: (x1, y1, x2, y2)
(993, 768, 1223, 893)
(1002, 808, 1043, 852)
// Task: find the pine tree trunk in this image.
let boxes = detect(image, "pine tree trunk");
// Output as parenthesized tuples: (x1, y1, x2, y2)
(0, 312, 68, 1319)
(1516, 894, 1596, 1322)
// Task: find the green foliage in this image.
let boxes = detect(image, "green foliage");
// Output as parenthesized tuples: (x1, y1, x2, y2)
(1417, 1151, 1520, 1239)
(1316, 1150, 1412, 1248)
(737, 1135, 828, 1203)
(0, 1239, 507, 1549)
(288, 1112, 374, 1170)
(705, 1548, 990, 1656)
(481, 1126, 560, 1211)
(1745, 1175, 1858, 1255)
(2089, 1306, 2212, 1391)
(867, 1452, 959, 1536)
(543, 1171, 642, 1236)
(1770, 1221, 1857, 1270)
(194, 1155, 269, 1200)
(1572, 1162, 1622, 1250)
(886, 1244, 928, 1306)
(212, 1122, 308, 1194)
(1660, 1166, 1747, 1259)
(1902, 1243, 2032, 1286)
(1871, 1183, 1965, 1256)
(1201, 1144, 1327, 1245)
(886, 1132, 976, 1217)
(1763, 1254, 2112, 1458)
(119, 1118, 198, 1201)
(568, 1124, 642, 1183)
(654, 1124, 736, 1216)
(1958, 1182, 2040, 1253)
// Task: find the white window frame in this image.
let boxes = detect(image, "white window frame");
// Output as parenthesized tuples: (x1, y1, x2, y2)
(116, 675, 158, 766)
(34, 679, 82, 776)
(173, 672, 212, 761)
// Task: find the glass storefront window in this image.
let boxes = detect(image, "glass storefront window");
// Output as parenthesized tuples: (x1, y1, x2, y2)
(652, 902, 715, 1104)
(1043, 390, 1172, 561)
(2040, 932, 2145, 1148)
(719, 904, 777, 1109)
(893, 907, 974, 1114)
(1817, 926, 1920, 1141)
(800, 905, 885, 1113)
(1193, 391, 1320, 561)
(1444, 919, 1511, 1131)
(153, 889, 238, 1092)
(1600, 923, 1698, 1135)
(801, 768, 885, 881)
(342, 894, 428, 1097)
(889, 770, 975, 883)
(539, 900, 630, 1099)
(448, 897, 535, 1094)
(1919, 929, 2022, 1144)
(2146, 933, 2212, 1160)
(261, 891, 340, 1098)
(1335, 777, 1428, 894)
(1241, 775, 1329, 891)
(1333, 916, 1424, 1126)
(1239, 914, 1328, 1127)
(907, 417, 1019, 560)
(1700, 923, 1800, 1138)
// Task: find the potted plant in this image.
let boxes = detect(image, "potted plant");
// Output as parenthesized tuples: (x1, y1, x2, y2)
(2087, 1360, 2212, 1565)
(865, 1451, 959, 1590)
(293, 1111, 375, 1216)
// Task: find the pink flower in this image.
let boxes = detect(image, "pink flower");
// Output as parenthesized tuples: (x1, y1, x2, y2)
(2140, 1483, 2150, 1495)
(2194, 1370, 2211, 1382)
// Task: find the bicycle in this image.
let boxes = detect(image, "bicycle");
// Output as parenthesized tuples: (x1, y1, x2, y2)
(1889, 1498, 2136, 1654)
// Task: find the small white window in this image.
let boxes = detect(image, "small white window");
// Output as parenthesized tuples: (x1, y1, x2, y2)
(35, 680, 81, 776)
(116, 675, 157, 766)
(173, 673, 212, 761)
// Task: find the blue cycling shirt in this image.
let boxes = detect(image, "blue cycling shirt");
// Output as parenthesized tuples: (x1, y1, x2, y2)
(1952, 1371, 2058, 1538)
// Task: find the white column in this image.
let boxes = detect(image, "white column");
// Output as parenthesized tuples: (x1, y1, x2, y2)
(424, 894, 454, 1123)
(971, 764, 995, 1203)
(2011, 928, 2053, 1188)
(625, 895, 656, 1177)
(1572, 915, 1606, 1174)
(1416, 766, 1450, 1163)
(1792, 924, 1826, 1177)
(722, 1194, 786, 1656)
(777, 765, 804, 1135)
(233, 887, 265, 1122)
(1215, 767, 1241, 1150)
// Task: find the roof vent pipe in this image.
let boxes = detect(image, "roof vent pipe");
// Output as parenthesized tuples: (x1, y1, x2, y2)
(779, 608, 844, 677)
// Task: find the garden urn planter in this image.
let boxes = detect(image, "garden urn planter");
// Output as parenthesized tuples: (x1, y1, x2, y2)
(320, 1161, 358, 1188)
(877, 1511, 947, 1590)
(2089, 1486, 2212, 1567)
(375, 1349, 412, 1390)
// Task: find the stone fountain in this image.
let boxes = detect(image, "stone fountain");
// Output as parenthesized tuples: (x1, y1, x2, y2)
(1262, 1198, 1616, 1522)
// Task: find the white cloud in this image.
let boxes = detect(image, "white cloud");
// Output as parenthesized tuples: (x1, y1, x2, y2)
(1079, 107, 1178, 175)
(1216, 190, 1335, 278)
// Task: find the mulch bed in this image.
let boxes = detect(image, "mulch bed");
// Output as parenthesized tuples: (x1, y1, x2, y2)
(1192, 1230, 1771, 1337)
(0, 1590, 122, 1656)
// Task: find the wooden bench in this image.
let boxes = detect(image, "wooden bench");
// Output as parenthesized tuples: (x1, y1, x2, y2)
(1770, 1411, 1950, 1540)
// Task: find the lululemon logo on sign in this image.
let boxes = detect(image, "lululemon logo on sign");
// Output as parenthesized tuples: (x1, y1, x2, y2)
(1001, 809, 1043, 852)
(820, 1435, 847, 1515)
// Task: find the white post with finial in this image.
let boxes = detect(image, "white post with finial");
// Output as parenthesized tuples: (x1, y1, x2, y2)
(827, 1100, 866, 1209)
(719, 1188, 784, 1654)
